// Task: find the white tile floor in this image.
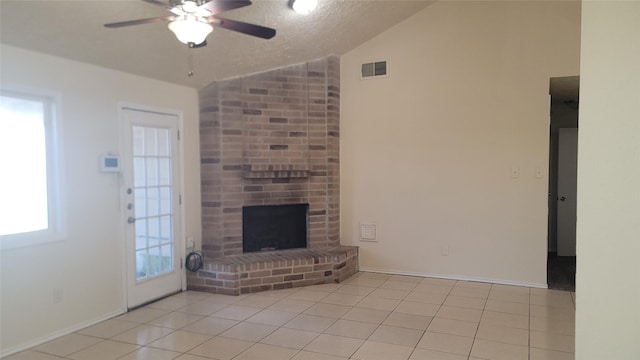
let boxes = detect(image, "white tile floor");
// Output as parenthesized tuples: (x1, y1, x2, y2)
(4, 272, 576, 360)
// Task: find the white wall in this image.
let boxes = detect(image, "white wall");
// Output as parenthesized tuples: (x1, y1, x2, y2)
(340, 1, 580, 286)
(0, 44, 201, 355)
(576, 1, 640, 358)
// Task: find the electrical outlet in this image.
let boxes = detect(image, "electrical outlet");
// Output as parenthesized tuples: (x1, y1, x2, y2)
(511, 167, 520, 178)
(535, 167, 544, 178)
(52, 288, 63, 304)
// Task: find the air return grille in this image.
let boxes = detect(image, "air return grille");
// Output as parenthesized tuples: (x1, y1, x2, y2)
(361, 61, 388, 78)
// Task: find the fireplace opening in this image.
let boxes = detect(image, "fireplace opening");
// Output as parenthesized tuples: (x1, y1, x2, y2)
(242, 203, 308, 253)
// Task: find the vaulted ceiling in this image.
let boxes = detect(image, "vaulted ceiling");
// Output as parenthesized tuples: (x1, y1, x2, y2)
(0, 0, 433, 89)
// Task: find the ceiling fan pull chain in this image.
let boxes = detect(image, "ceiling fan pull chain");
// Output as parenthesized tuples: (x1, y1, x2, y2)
(187, 47, 194, 77)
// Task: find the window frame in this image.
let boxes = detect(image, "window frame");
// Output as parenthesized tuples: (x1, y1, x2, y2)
(0, 86, 66, 250)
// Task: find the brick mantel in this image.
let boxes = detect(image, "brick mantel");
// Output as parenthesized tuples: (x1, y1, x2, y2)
(198, 56, 341, 259)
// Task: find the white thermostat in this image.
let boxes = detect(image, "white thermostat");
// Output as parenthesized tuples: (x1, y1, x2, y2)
(100, 154, 120, 172)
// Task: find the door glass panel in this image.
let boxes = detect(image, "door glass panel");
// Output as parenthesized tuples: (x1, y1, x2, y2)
(160, 215, 172, 243)
(148, 216, 160, 248)
(136, 236, 147, 251)
(133, 127, 145, 156)
(146, 187, 159, 217)
(148, 247, 161, 276)
(146, 158, 158, 186)
(159, 187, 171, 214)
(134, 189, 146, 218)
(133, 158, 146, 187)
(158, 158, 171, 186)
(161, 244, 172, 272)
(157, 129, 170, 156)
(136, 250, 148, 278)
(132, 125, 174, 282)
(144, 128, 157, 156)
(135, 219, 147, 237)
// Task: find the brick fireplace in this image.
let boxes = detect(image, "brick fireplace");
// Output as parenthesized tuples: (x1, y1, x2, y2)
(187, 56, 358, 295)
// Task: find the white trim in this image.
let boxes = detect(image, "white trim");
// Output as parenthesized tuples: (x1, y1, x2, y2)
(0, 308, 124, 358)
(357, 267, 548, 289)
(117, 104, 128, 312)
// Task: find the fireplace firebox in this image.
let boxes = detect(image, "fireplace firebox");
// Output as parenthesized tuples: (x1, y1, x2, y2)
(242, 204, 308, 253)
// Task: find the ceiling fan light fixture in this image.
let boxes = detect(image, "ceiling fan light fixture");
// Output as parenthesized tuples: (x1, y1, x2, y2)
(291, 0, 318, 15)
(168, 16, 213, 45)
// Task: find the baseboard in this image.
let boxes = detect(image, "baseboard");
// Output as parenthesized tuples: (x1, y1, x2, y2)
(357, 267, 548, 289)
(0, 308, 125, 358)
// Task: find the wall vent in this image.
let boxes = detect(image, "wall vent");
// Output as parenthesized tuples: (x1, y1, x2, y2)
(361, 61, 388, 78)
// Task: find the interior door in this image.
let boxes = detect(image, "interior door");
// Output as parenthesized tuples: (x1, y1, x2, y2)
(122, 107, 182, 308)
(557, 127, 578, 256)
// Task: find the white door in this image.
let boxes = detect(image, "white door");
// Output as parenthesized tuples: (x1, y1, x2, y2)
(557, 128, 578, 256)
(122, 107, 182, 308)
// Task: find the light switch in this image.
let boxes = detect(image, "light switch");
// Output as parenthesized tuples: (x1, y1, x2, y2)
(511, 167, 520, 178)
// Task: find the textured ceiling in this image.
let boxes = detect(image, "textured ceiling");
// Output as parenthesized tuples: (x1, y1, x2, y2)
(0, 0, 433, 89)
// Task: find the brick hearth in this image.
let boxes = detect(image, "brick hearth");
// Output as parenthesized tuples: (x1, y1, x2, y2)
(187, 246, 358, 295)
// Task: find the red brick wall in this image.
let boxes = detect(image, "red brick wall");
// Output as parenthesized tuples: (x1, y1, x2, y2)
(199, 56, 340, 259)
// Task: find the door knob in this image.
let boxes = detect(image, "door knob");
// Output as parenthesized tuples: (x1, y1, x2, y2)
(127, 217, 136, 224)
(559, 196, 566, 201)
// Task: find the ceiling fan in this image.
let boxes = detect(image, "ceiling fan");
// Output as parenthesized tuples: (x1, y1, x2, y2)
(104, 0, 276, 48)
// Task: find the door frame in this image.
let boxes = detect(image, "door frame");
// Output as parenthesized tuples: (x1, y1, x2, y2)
(118, 102, 187, 310)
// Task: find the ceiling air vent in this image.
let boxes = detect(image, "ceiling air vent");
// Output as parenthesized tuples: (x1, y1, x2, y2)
(361, 61, 388, 79)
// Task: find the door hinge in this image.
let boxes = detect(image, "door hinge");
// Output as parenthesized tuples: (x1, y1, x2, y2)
(179, 194, 182, 205)
(177, 130, 180, 141)
(180, 257, 183, 269)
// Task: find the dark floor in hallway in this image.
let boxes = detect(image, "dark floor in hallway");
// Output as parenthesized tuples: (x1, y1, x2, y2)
(548, 252, 576, 292)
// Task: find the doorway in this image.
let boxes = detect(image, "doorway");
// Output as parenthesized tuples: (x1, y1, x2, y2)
(547, 76, 579, 291)
(121, 106, 183, 308)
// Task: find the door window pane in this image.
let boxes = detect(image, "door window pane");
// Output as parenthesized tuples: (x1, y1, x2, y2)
(135, 236, 147, 251)
(131, 124, 175, 281)
(144, 128, 157, 156)
(135, 219, 147, 237)
(158, 158, 171, 186)
(133, 127, 145, 156)
(161, 244, 172, 273)
(157, 129, 170, 156)
(136, 250, 148, 278)
(146, 188, 159, 217)
(159, 187, 171, 215)
(146, 158, 158, 186)
(147, 217, 160, 247)
(133, 157, 146, 187)
(148, 247, 161, 276)
(160, 216, 172, 243)
(134, 189, 147, 218)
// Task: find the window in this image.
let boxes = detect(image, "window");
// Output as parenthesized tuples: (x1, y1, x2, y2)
(0, 89, 63, 248)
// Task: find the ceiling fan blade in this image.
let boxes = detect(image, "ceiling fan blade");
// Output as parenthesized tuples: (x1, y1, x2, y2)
(201, 0, 252, 15)
(104, 16, 175, 28)
(212, 17, 276, 39)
